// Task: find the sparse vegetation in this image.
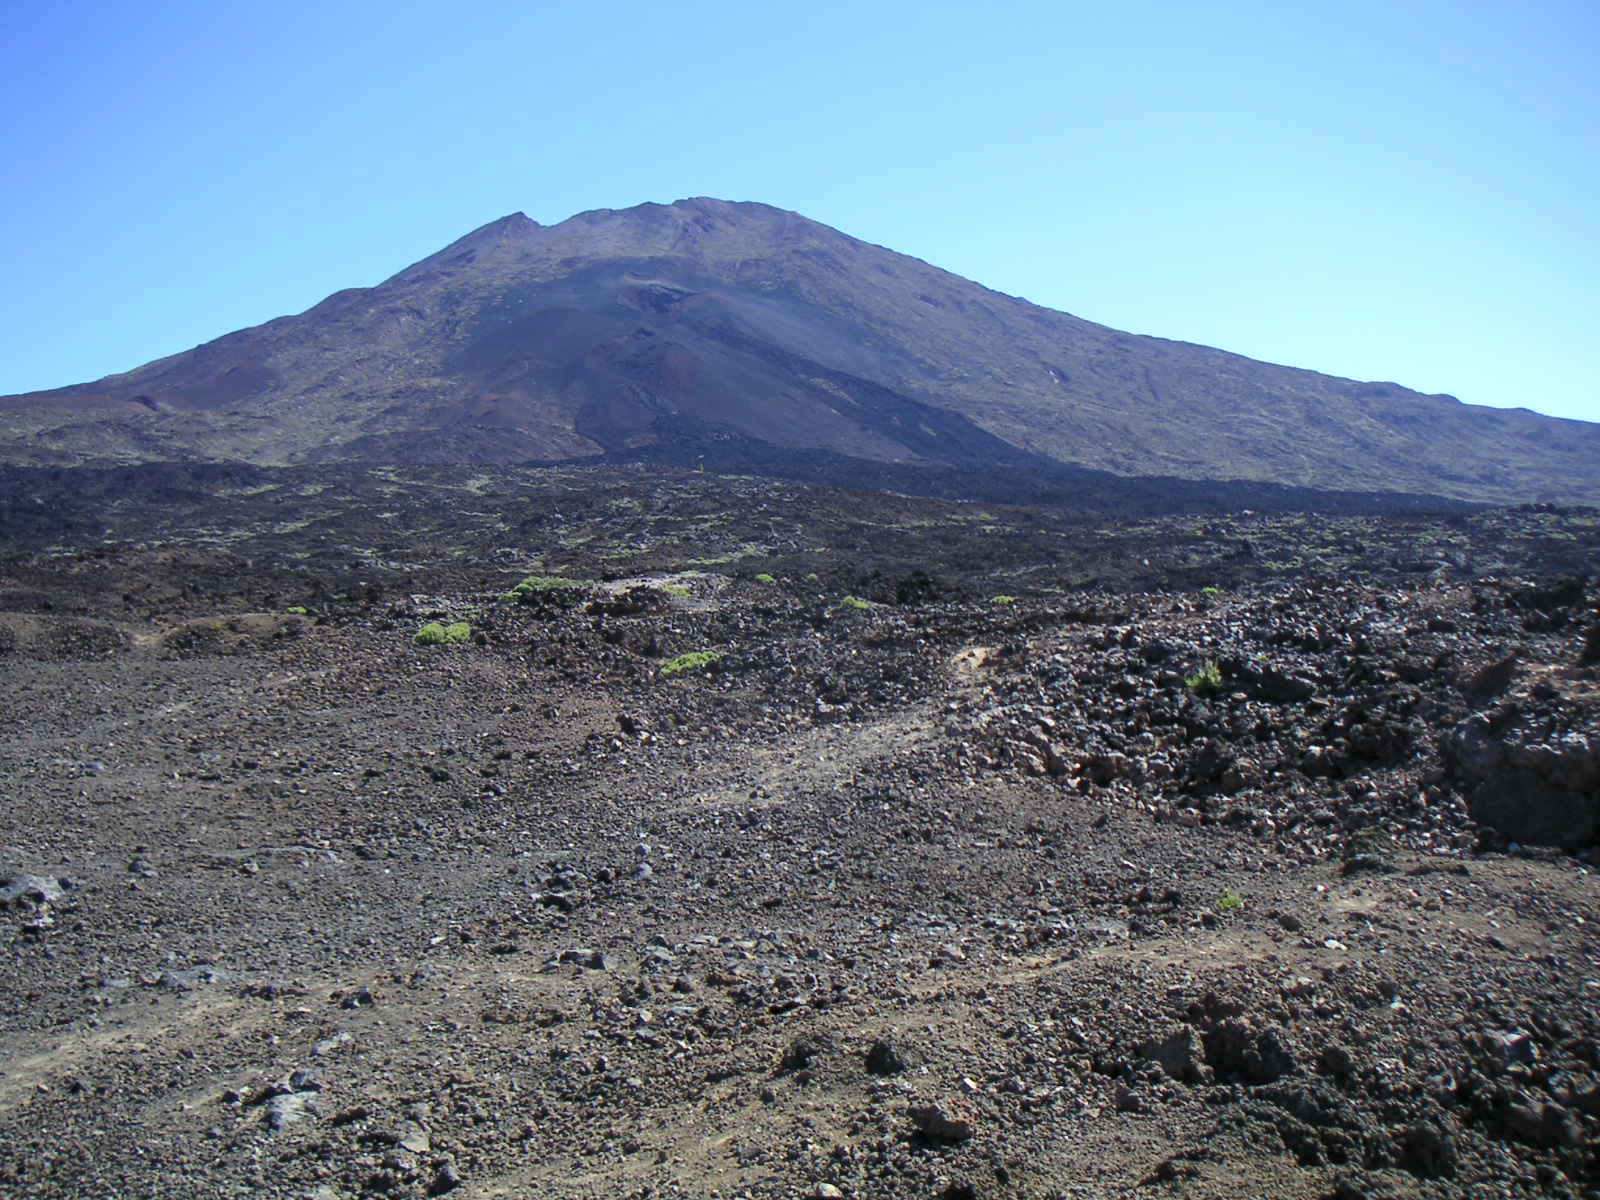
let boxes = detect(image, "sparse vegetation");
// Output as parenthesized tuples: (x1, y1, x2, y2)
(991, 594, 1017, 605)
(414, 621, 472, 645)
(662, 584, 690, 598)
(754, 572, 777, 585)
(286, 605, 310, 615)
(839, 595, 872, 611)
(1217, 889, 1244, 913)
(503, 574, 596, 602)
(1186, 659, 1224, 694)
(661, 650, 722, 677)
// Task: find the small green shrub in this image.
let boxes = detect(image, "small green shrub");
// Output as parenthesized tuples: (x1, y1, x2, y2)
(662, 584, 690, 598)
(503, 574, 596, 602)
(839, 595, 872, 612)
(661, 650, 722, 677)
(1186, 659, 1224, 694)
(1217, 889, 1244, 913)
(415, 621, 472, 646)
(1201, 586, 1222, 597)
(991, 594, 1017, 605)
(285, 605, 309, 615)
(754, 573, 777, 585)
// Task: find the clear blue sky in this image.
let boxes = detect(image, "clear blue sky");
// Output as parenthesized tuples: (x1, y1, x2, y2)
(3, 0, 1596, 423)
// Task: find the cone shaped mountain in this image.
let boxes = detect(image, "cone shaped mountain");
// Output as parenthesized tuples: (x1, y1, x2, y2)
(4, 197, 1596, 504)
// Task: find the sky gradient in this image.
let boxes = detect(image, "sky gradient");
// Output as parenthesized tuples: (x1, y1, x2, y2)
(3, 0, 1596, 423)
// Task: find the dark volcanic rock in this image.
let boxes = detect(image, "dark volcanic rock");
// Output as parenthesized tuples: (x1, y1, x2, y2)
(2, 469, 1600, 1200)
(864, 1038, 912, 1076)
(1137, 1027, 1205, 1084)
(1204, 1020, 1298, 1085)
(1445, 703, 1600, 848)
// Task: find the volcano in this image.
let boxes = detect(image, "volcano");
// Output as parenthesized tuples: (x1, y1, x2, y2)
(3, 197, 1596, 505)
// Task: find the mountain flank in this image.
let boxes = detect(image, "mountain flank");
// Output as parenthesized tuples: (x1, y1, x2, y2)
(3, 197, 1597, 505)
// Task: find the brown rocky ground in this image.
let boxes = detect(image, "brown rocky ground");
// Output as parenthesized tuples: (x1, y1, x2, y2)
(1, 466, 1597, 1199)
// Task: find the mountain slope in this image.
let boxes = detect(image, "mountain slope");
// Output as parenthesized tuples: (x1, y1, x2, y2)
(3, 197, 1597, 504)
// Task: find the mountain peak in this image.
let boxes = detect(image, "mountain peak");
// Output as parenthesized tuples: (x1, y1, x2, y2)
(388, 212, 542, 283)
(486, 210, 538, 231)
(446, 210, 541, 246)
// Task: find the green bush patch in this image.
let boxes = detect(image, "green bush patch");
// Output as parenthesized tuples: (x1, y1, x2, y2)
(754, 573, 777, 585)
(415, 621, 472, 646)
(503, 574, 596, 602)
(1186, 659, 1224, 695)
(661, 650, 722, 677)
(839, 595, 872, 611)
(991, 594, 1017, 605)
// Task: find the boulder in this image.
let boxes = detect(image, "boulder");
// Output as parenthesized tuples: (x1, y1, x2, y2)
(1443, 709, 1600, 848)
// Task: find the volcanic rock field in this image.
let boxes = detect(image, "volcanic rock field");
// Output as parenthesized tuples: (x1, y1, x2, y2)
(1, 464, 1598, 1199)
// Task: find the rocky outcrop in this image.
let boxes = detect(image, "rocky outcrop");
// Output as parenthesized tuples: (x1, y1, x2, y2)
(1445, 701, 1600, 849)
